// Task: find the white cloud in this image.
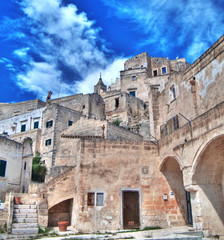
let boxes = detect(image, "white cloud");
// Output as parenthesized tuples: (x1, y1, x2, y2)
(9, 0, 125, 100)
(14, 47, 30, 58)
(10, 0, 122, 100)
(101, 0, 224, 62)
(77, 57, 127, 94)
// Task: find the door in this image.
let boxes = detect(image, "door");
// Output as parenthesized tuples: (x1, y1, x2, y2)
(123, 191, 140, 229)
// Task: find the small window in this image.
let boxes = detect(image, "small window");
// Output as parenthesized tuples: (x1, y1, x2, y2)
(21, 124, 26, 132)
(153, 70, 158, 76)
(24, 162, 27, 170)
(115, 98, 119, 109)
(82, 105, 85, 109)
(87, 192, 104, 207)
(45, 139, 52, 146)
(34, 121, 39, 129)
(96, 193, 104, 206)
(0, 160, 7, 177)
(68, 120, 73, 126)
(132, 76, 137, 81)
(171, 86, 176, 100)
(46, 120, 53, 128)
(162, 67, 167, 74)
(87, 192, 95, 206)
(129, 91, 136, 97)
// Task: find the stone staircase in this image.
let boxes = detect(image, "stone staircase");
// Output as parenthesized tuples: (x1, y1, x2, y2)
(11, 204, 38, 238)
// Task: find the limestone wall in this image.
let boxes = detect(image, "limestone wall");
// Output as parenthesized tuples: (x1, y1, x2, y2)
(0, 99, 45, 121)
(74, 139, 186, 232)
(51, 93, 105, 120)
(0, 137, 23, 202)
(0, 107, 45, 135)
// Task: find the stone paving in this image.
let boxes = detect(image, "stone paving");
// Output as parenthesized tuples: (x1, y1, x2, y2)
(0, 226, 214, 240)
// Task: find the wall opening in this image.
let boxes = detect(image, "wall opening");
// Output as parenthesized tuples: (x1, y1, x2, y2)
(160, 157, 189, 226)
(48, 198, 73, 227)
(193, 136, 224, 234)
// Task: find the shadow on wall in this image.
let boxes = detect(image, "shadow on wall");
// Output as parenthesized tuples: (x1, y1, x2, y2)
(48, 198, 73, 227)
(193, 135, 224, 234)
(160, 157, 188, 226)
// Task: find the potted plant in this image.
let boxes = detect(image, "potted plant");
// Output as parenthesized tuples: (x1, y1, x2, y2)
(14, 197, 21, 204)
(58, 221, 69, 231)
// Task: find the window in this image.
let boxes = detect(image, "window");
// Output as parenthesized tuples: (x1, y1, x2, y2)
(68, 120, 73, 126)
(87, 192, 95, 206)
(21, 124, 26, 132)
(115, 98, 119, 109)
(160, 115, 179, 138)
(132, 76, 137, 81)
(96, 193, 104, 206)
(46, 120, 53, 128)
(45, 139, 52, 146)
(170, 86, 176, 100)
(87, 192, 104, 206)
(34, 121, 39, 129)
(129, 91, 136, 97)
(24, 162, 26, 170)
(82, 105, 85, 109)
(0, 160, 7, 177)
(153, 70, 158, 76)
(162, 67, 167, 74)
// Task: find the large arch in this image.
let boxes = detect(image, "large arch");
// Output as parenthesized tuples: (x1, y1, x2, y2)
(192, 135, 224, 236)
(160, 156, 191, 226)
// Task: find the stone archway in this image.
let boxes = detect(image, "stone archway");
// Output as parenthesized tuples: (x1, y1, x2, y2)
(160, 156, 190, 226)
(192, 135, 224, 236)
(48, 198, 73, 227)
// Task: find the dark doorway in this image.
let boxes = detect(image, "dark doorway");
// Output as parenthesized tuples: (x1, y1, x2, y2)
(123, 191, 140, 229)
(186, 191, 193, 225)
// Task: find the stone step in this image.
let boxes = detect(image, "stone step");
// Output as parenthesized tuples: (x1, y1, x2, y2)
(13, 212, 37, 218)
(14, 204, 37, 209)
(13, 217, 38, 223)
(11, 228, 38, 235)
(12, 223, 38, 229)
(14, 208, 37, 213)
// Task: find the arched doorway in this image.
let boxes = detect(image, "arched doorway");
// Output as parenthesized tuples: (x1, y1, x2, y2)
(160, 156, 191, 226)
(192, 135, 224, 236)
(48, 198, 73, 227)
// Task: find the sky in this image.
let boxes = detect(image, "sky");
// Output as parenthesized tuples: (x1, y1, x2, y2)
(0, 0, 223, 103)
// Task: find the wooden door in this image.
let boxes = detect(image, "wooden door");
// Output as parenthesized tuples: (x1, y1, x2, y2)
(123, 191, 140, 229)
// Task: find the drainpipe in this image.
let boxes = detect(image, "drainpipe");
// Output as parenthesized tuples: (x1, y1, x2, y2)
(189, 77, 199, 116)
(102, 125, 105, 139)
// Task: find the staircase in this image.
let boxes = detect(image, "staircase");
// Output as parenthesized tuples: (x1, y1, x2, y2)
(11, 204, 38, 238)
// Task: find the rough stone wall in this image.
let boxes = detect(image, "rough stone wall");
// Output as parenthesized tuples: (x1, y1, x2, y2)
(120, 69, 149, 102)
(0, 99, 45, 121)
(9, 129, 42, 154)
(60, 118, 143, 142)
(41, 104, 82, 170)
(51, 93, 105, 120)
(151, 57, 171, 76)
(170, 58, 190, 72)
(0, 107, 45, 136)
(0, 137, 23, 202)
(74, 139, 186, 232)
(124, 52, 151, 75)
(157, 35, 224, 140)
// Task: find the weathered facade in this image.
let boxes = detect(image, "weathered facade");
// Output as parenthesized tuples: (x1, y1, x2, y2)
(0, 35, 223, 238)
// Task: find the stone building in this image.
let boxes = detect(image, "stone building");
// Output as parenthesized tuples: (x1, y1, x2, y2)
(0, 35, 223, 238)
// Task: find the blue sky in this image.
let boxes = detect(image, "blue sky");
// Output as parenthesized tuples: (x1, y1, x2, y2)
(0, 0, 223, 103)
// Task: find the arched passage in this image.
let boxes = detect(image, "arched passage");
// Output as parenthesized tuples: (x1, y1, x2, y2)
(192, 135, 224, 236)
(48, 198, 73, 227)
(160, 156, 191, 226)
